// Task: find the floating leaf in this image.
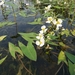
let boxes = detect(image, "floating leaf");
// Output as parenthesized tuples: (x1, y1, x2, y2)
(19, 41, 37, 61)
(9, 42, 23, 59)
(0, 56, 7, 64)
(65, 51, 75, 63)
(68, 60, 75, 75)
(58, 51, 67, 65)
(0, 35, 6, 41)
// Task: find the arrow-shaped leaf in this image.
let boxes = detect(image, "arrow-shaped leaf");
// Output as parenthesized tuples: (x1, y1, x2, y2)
(19, 41, 37, 61)
(9, 42, 23, 59)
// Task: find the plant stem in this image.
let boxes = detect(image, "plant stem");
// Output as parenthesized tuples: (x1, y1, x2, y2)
(55, 62, 64, 75)
(16, 53, 34, 75)
(12, 7, 18, 35)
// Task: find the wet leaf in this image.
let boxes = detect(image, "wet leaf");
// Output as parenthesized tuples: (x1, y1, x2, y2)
(19, 41, 37, 61)
(9, 42, 23, 59)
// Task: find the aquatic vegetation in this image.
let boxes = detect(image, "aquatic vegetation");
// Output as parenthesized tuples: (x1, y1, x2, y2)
(0, 0, 75, 75)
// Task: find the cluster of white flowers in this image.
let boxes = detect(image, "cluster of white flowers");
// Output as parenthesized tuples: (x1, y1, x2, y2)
(0, 0, 4, 6)
(46, 17, 63, 30)
(36, 25, 47, 47)
(45, 5, 51, 13)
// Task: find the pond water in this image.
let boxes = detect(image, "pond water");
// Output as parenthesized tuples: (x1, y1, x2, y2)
(0, 0, 72, 75)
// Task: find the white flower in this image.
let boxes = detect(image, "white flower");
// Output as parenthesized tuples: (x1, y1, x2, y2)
(64, 2, 67, 4)
(56, 24, 62, 30)
(45, 5, 51, 13)
(36, 33, 44, 39)
(26, 3, 29, 6)
(53, 18, 62, 25)
(46, 17, 53, 23)
(56, 19, 62, 30)
(40, 25, 47, 33)
(36, 0, 41, 4)
(52, 18, 63, 30)
(36, 38, 45, 47)
(57, 19, 62, 25)
(52, 19, 57, 25)
(0, 1, 4, 6)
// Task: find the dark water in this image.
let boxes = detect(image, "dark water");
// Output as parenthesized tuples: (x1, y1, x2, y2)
(0, 1, 72, 75)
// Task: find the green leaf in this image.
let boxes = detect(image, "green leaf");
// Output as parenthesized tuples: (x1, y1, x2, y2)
(53, 5, 62, 9)
(19, 32, 37, 43)
(28, 18, 43, 25)
(58, 51, 67, 65)
(65, 51, 75, 63)
(0, 21, 15, 27)
(9, 42, 23, 59)
(19, 11, 27, 17)
(19, 41, 37, 61)
(48, 34, 58, 40)
(61, 29, 70, 37)
(71, 29, 75, 36)
(48, 41, 58, 46)
(5, 2, 18, 9)
(28, 21, 43, 25)
(0, 35, 6, 41)
(0, 56, 7, 64)
(68, 60, 75, 75)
